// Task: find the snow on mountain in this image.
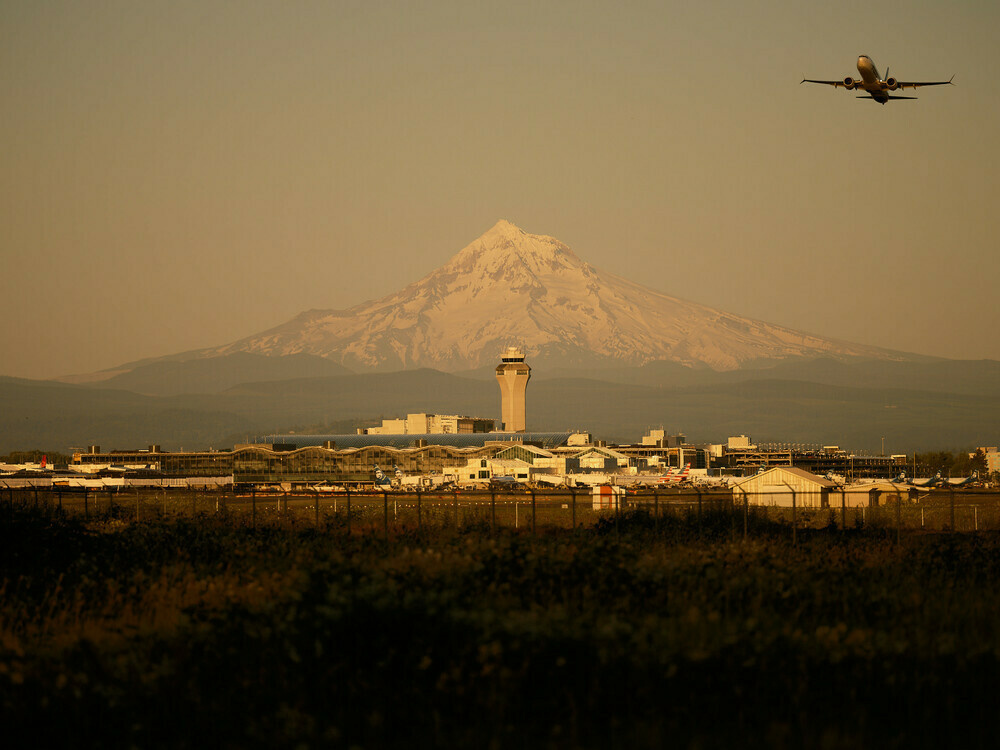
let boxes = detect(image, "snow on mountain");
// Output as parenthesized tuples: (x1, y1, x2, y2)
(210, 220, 902, 372)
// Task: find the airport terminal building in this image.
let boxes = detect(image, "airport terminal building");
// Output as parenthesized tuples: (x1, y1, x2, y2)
(73, 432, 578, 486)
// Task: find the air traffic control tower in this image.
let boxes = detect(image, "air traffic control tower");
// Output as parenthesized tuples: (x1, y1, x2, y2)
(495, 346, 531, 432)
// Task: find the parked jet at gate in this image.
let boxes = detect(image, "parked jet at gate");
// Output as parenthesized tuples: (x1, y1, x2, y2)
(801, 55, 953, 104)
(941, 471, 980, 488)
(895, 470, 943, 488)
(658, 464, 691, 483)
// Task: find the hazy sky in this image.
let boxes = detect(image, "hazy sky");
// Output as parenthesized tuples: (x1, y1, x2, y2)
(3, 0, 998, 379)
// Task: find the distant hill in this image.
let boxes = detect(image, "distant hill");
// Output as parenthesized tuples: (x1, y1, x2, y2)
(2, 360, 998, 454)
(533, 356, 1000, 397)
(86, 352, 353, 396)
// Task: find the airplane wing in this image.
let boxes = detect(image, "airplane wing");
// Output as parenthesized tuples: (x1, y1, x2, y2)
(896, 76, 955, 89)
(800, 78, 855, 88)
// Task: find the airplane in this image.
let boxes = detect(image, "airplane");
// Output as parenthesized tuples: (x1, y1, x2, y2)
(940, 471, 979, 488)
(659, 463, 691, 483)
(894, 470, 943, 488)
(650, 467, 676, 484)
(801, 55, 954, 104)
(373, 465, 392, 487)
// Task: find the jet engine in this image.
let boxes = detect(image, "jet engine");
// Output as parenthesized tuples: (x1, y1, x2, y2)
(884, 77, 899, 90)
(842, 76, 856, 90)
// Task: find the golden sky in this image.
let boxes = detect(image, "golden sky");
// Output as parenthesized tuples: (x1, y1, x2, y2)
(2, 0, 998, 378)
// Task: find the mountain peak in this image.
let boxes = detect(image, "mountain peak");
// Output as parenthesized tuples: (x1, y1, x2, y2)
(206, 221, 907, 372)
(443, 220, 583, 279)
(485, 219, 525, 238)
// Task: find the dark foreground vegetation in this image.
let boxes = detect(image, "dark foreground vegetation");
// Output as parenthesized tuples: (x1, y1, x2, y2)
(3, 508, 1000, 749)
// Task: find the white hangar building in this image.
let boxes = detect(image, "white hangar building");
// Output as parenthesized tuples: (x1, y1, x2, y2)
(732, 467, 837, 508)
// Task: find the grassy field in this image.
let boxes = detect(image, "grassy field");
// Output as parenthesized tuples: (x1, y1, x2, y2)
(3, 507, 1000, 748)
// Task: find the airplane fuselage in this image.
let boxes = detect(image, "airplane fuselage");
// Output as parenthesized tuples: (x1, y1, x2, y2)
(857, 55, 890, 102)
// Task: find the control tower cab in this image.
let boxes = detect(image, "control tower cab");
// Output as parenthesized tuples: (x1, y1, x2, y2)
(495, 346, 531, 432)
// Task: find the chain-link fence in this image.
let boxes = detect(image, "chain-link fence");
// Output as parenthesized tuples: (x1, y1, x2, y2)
(3, 485, 999, 539)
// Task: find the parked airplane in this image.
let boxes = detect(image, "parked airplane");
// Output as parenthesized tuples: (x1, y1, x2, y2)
(940, 471, 979, 488)
(801, 55, 953, 104)
(650, 467, 676, 484)
(895, 470, 943, 488)
(373, 465, 392, 487)
(659, 463, 691, 483)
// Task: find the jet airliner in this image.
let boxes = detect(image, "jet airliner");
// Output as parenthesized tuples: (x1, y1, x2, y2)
(802, 55, 953, 104)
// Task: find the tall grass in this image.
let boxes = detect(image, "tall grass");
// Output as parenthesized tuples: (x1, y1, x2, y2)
(2, 507, 1000, 748)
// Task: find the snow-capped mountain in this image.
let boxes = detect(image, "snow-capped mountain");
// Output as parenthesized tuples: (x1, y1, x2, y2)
(209, 220, 902, 372)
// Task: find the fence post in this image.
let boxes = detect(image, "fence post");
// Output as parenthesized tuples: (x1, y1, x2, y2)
(743, 489, 749, 540)
(84, 490, 89, 519)
(383, 491, 389, 543)
(652, 488, 659, 533)
(530, 489, 536, 534)
(416, 489, 422, 533)
(191, 490, 196, 518)
(346, 488, 352, 535)
(949, 487, 955, 533)
(792, 487, 797, 545)
(58, 490, 63, 514)
(571, 488, 577, 530)
(783, 483, 797, 546)
(136, 490, 140, 522)
(490, 491, 496, 534)
(453, 490, 459, 531)
(696, 488, 703, 538)
(895, 489, 902, 543)
(315, 491, 320, 527)
(615, 487, 620, 538)
(251, 487, 257, 528)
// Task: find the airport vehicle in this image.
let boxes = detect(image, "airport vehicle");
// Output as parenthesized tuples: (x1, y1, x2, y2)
(490, 476, 522, 492)
(801, 55, 953, 104)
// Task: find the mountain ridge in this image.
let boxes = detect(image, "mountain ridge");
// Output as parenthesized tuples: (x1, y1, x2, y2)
(4, 366, 997, 454)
